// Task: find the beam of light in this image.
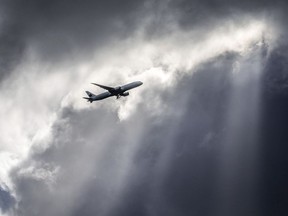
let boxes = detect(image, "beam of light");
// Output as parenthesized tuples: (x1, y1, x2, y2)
(215, 40, 268, 216)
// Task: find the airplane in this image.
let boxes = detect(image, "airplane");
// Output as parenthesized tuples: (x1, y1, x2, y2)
(83, 81, 143, 103)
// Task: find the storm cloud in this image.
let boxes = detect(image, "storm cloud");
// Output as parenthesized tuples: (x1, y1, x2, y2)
(0, 0, 288, 216)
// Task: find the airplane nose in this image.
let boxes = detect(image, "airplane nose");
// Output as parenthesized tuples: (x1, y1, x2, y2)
(139, 81, 143, 85)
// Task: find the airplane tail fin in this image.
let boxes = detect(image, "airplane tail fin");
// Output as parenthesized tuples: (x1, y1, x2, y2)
(84, 91, 95, 103)
(85, 91, 95, 97)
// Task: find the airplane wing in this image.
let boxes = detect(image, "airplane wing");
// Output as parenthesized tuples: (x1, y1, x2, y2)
(91, 83, 115, 91)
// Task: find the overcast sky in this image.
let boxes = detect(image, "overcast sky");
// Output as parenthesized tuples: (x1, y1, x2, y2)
(0, 0, 288, 216)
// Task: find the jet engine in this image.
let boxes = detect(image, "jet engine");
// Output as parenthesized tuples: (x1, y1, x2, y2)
(121, 92, 129, 97)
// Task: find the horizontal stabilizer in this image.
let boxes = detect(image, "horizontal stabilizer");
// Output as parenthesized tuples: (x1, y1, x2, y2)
(83, 97, 93, 103)
(91, 83, 114, 91)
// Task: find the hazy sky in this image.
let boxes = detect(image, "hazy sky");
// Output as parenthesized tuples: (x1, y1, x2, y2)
(0, 1, 288, 216)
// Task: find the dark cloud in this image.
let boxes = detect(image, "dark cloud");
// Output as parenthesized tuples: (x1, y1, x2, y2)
(260, 45, 288, 216)
(2, 0, 288, 216)
(0, 0, 287, 79)
(0, 0, 146, 80)
(10, 41, 288, 216)
(173, 0, 288, 24)
(8, 53, 241, 216)
(6, 0, 143, 59)
(263, 45, 288, 95)
(0, 20, 25, 81)
(0, 187, 15, 214)
(140, 0, 288, 38)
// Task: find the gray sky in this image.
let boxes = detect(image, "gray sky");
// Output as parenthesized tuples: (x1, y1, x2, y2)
(0, 1, 288, 216)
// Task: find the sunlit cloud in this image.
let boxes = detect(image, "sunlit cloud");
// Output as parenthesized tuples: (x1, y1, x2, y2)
(0, 9, 277, 215)
(0, 16, 270, 182)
